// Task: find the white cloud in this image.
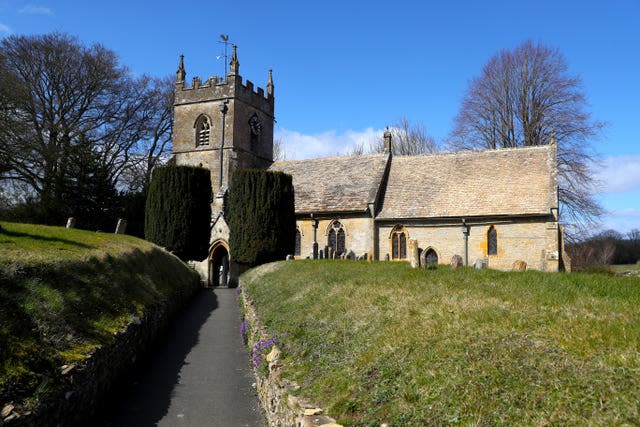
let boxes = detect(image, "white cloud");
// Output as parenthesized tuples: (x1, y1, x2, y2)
(0, 22, 11, 33)
(598, 208, 640, 234)
(18, 5, 53, 15)
(275, 127, 384, 160)
(595, 155, 640, 194)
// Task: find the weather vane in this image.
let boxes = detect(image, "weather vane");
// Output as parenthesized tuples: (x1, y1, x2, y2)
(217, 34, 230, 77)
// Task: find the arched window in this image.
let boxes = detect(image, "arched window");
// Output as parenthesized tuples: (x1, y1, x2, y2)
(195, 115, 210, 146)
(294, 228, 301, 256)
(390, 225, 408, 260)
(425, 248, 438, 265)
(328, 221, 346, 256)
(488, 226, 497, 256)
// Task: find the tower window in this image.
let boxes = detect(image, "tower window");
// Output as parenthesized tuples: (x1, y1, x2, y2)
(390, 225, 408, 260)
(328, 221, 346, 256)
(195, 115, 210, 146)
(488, 226, 497, 256)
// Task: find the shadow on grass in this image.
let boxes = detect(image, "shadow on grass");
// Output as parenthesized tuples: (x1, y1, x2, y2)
(92, 287, 219, 426)
(0, 229, 95, 249)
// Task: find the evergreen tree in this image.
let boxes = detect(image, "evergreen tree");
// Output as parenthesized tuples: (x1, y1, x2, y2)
(228, 169, 295, 267)
(145, 165, 211, 260)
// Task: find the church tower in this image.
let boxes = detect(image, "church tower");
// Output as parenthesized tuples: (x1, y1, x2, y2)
(172, 45, 275, 190)
(172, 46, 275, 286)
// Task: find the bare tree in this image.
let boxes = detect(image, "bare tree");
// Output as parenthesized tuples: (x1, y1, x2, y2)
(272, 137, 288, 161)
(448, 40, 605, 234)
(0, 32, 169, 223)
(354, 117, 437, 156)
(120, 76, 174, 191)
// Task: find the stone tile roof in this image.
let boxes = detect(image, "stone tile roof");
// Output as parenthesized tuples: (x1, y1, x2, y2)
(377, 146, 557, 219)
(270, 154, 389, 214)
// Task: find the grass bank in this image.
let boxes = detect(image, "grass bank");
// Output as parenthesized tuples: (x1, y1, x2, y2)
(0, 221, 200, 415)
(242, 260, 640, 426)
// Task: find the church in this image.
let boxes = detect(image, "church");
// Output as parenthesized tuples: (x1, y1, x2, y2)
(171, 48, 569, 286)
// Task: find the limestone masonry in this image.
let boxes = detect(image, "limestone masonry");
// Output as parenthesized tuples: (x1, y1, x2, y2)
(172, 47, 568, 286)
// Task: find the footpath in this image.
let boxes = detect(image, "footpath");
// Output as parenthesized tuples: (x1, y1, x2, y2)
(96, 288, 264, 426)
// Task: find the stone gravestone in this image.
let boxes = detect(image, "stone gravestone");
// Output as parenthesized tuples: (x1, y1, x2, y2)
(328, 248, 334, 260)
(450, 254, 464, 269)
(511, 260, 527, 271)
(115, 219, 127, 234)
(474, 259, 487, 269)
(346, 250, 356, 260)
(384, 254, 390, 261)
(408, 239, 419, 268)
(286, 254, 294, 261)
(319, 250, 324, 259)
(66, 217, 76, 229)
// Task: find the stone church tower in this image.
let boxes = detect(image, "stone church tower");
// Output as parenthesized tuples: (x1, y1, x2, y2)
(172, 46, 275, 286)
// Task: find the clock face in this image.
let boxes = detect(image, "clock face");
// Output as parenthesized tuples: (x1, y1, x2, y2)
(249, 112, 262, 136)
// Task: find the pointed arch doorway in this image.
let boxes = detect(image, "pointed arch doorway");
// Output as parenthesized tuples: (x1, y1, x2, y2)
(209, 241, 230, 287)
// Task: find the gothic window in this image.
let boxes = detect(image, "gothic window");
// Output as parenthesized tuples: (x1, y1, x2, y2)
(195, 115, 210, 146)
(425, 249, 438, 265)
(390, 226, 408, 260)
(488, 226, 497, 256)
(328, 221, 346, 256)
(295, 228, 301, 256)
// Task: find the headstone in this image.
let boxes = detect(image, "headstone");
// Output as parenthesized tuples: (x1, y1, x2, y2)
(312, 242, 319, 260)
(512, 260, 527, 271)
(346, 250, 356, 260)
(474, 259, 487, 269)
(384, 254, 390, 261)
(66, 217, 76, 229)
(286, 254, 294, 261)
(408, 239, 419, 268)
(328, 248, 334, 259)
(450, 254, 464, 269)
(115, 218, 127, 234)
(319, 250, 324, 259)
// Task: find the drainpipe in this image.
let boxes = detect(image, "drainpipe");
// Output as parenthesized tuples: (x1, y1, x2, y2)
(462, 218, 470, 266)
(311, 214, 318, 259)
(219, 101, 228, 189)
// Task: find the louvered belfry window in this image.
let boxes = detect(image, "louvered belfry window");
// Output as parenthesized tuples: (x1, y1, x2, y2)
(196, 116, 210, 145)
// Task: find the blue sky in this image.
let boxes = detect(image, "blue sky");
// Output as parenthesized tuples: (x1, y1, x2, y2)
(1, 0, 638, 234)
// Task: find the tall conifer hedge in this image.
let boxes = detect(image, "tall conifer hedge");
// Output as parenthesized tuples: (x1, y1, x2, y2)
(228, 169, 295, 266)
(145, 165, 212, 260)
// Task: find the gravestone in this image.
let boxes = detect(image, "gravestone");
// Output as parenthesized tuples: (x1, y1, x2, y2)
(408, 239, 419, 268)
(474, 259, 487, 269)
(66, 217, 76, 229)
(512, 260, 527, 271)
(115, 218, 127, 234)
(319, 250, 324, 259)
(384, 254, 390, 261)
(450, 254, 464, 269)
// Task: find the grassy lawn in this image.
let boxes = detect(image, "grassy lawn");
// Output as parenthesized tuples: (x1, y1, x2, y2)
(242, 260, 640, 426)
(0, 221, 199, 412)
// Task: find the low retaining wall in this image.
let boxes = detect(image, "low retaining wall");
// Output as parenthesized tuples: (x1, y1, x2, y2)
(7, 274, 201, 426)
(239, 280, 342, 427)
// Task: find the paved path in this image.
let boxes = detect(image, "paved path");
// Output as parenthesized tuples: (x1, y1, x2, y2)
(96, 288, 264, 427)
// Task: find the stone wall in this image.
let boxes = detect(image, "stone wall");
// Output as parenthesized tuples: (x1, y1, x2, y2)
(297, 217, 373, 259)
(378, 217, 560, 271)
(7, 272, 201, 426)
(239, 278, 342, 427)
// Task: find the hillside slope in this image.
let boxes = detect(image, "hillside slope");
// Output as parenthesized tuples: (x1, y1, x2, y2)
(242, 260, 640, 426)
(0, 222, 200, 421)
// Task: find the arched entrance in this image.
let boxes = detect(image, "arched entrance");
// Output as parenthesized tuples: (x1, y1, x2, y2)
(209, 242, 230, 287)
